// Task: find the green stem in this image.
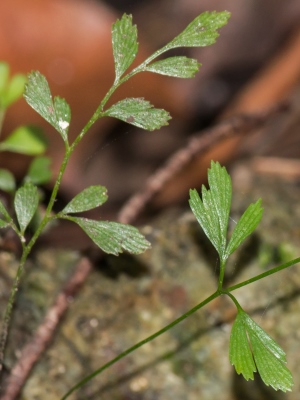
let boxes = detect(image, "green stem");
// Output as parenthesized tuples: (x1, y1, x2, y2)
(60, 290, 220, 400)
(227, 257, 300, 293)
(218, 259, 226, 290)
(225, 291, 242, 311)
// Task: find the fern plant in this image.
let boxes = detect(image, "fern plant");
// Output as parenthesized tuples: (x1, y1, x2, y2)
(0, 10, 299, 400)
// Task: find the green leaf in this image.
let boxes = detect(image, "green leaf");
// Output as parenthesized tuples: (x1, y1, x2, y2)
(62, 186, 108, 214)
(189, 187, 222, 258)
(0, 125, 47, 155)
(14, 182, 39, 234)
(24, 71, 71, 142)
(68, 217, 151, 255)
(105, 98, 171, 131)
(226, 199, 263, 258)
(112, 14, 138, 80)
(24, 71, 53, 123)
(208, 161, 232, 246)
(0, 198, 12, 222)
(229, 310, 256, 380)
(26, 156, 52, 185)
(169, 11, 230, 48)
(4, 73, 27, 107)
(243, 313, 287, 364)
(230, 310, 293, 392)
(145, 57, 201, 78)
(189, 161, 231, 261)
(0, 169, 16, 193)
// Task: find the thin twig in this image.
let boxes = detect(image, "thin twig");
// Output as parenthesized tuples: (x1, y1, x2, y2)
(118, 102, 289, 224)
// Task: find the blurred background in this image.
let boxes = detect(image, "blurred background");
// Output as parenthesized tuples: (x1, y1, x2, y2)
(1, 2, 300, 399)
